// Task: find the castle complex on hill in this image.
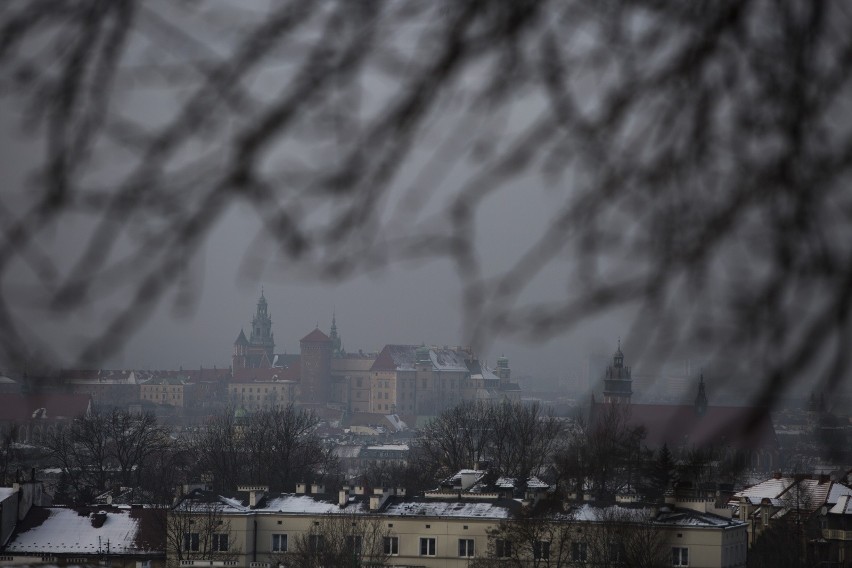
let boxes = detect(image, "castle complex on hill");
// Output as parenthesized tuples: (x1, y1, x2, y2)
(229, 292, 521, 417)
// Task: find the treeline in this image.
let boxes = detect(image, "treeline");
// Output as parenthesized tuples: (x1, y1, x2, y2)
(27, 400, 744, 505)
(36, 405, 332, 504)
(404, 401, 743, 502)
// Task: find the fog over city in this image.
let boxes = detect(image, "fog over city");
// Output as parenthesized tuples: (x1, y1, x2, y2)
(2, 0, 851, 404)
(1, 4, 851, 568)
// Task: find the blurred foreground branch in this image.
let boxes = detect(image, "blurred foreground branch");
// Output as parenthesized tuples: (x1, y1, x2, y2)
(1, 0, 851, 406)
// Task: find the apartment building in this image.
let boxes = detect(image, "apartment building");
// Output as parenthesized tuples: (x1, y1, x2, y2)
(170, 483, 747, 568)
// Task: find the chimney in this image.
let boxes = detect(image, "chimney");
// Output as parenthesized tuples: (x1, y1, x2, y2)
(311, 483, 325, 495)
(370, 487, 391, 511)
(459, 471, 478, 490)
(773, 471, 782, 479)
(296, 482, 307, 494)
(237, 485, 269, 508)
(339, 488, 349, 507)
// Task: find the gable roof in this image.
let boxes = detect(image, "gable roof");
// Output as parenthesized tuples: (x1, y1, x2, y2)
(300, 328, 330, 343)
(371, 345, 418, 372)
(370, 344, 477, 373)
(731, 476, 852, 510)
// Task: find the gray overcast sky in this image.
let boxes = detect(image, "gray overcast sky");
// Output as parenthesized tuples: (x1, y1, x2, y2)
(0, 78, 627, 387)
(2, 1, 848, 405)
(0, 0, 633, 387)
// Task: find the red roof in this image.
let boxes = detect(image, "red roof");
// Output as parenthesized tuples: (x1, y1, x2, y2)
(300, 328, 331, 343)
(0, 393, 92, 422)
(591, 402, 778, 451)
(232, 360, 300, 382)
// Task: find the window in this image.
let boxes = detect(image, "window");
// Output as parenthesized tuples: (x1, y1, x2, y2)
(420, 537, 436, 556)
(345, 535, 363, 556)
(534, 541, 550, 560)
(608, 542, 625, 563)
(272, 534, 288, 553)
(384, 536, 399, 556)
(495, 539, 512, 558)
(672, 547, 689, 566)
(212, 533, 229, 552)
(572, 542, 588, 562)
(309, 535, 325, 554)
(183, 533, 199, 552)
(383, 536, 399, 555)
(458, 539, 475, 557)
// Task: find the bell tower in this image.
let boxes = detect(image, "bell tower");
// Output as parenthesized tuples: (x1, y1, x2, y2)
(602, 339, 632, 404)
(248, 289, 275, 363)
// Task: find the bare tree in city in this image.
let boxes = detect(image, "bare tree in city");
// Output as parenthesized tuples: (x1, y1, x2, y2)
(103, 408, 171, 487)
(489, 401, 565, 483)
(42, 407, 172, 500)
(417, 401, 494, 476)
(167, 496, 241, 568)
(190, 405, 334, 493)
(554, 403, 647, 502)
(288, 513, 391, 568)
(589, 507, 669, 568)
(1, 1, 851, 426)
(418, 400, 564, 482)
(473, 508, 576, 568)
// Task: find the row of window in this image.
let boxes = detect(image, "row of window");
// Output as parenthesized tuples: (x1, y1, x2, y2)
(183, 533, 229, 552)
(187, 532, 690, 565)
(265, 534, 472, 558)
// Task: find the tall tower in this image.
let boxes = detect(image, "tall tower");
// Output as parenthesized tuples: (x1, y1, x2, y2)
(232, 329, 249, 370)
(602, 340, 632, 404)
(248, 290, 275, 365)
(299, 328, 332, 403)
(496, 354, 511, 384)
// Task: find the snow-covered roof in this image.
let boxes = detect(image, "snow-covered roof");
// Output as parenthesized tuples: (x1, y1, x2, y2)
(4, 507, 164, 555)
(429, 348, 469, 372)
(571, 504, 743, 529)
(829, 495, 852, 515)
(382, 499, 513, 519)
(734, 477, 796, 502)
(333, 446, 363, 459)
(385, 414, 407, 432)
(365, 444, 409, 452)
(826, 482, 852, 505)
(261, 495, 367, 515)
(370, 345, 476, 373)
(0, 487, 16, 501)
(731, 476, 851, 511)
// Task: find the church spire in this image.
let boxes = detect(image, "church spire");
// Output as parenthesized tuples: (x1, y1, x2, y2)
(329, 311, 344, 357)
